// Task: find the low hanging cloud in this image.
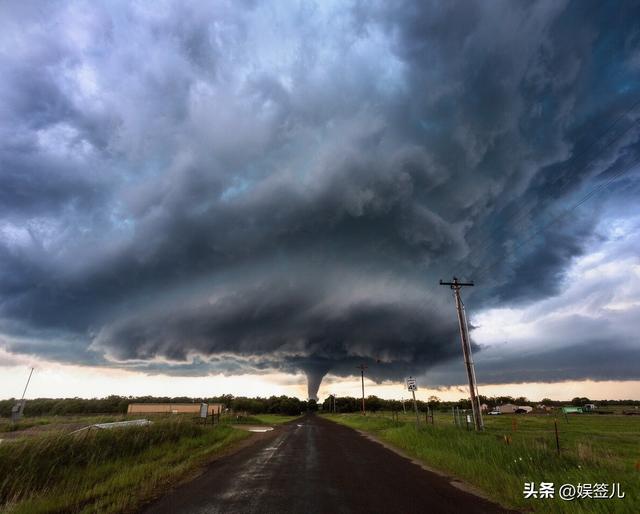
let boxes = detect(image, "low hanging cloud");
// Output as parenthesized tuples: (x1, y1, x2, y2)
(1, 0, 640, 397)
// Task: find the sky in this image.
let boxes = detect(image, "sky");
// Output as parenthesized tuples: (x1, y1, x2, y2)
(1, 0, 639, 402)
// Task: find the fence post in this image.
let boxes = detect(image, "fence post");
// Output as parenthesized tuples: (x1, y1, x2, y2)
(554, 419, 560, 455)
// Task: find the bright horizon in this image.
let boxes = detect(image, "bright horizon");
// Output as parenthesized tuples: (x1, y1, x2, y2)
(3, 360, 639, 403)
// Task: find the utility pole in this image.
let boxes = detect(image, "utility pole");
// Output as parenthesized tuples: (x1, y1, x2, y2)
(12, 367, 34, 423)
(356, 364, 368, 415)
(21, 367, 34, 400)
(439, 277, 484, 431)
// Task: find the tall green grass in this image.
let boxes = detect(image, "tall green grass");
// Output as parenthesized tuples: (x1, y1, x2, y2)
(326, 413, 639, 513)
(0, 415, 132, 434)
(0, 419, 249, 513)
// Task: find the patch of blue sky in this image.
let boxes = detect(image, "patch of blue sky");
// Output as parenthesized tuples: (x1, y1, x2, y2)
(109, 206, 135, 237)
(221, 176, 252, 201)
(363, 28, 408, 97)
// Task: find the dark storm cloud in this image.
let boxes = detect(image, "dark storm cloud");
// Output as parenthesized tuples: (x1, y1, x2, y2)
(1, 0, 640, 391)
(419, 341, 640, 388)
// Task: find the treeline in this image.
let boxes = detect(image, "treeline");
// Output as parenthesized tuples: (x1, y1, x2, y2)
(321, 395, 438, 413)
(320, 395, 640, 413)
(2, 394, 638, 418)
(0, 395, 309, 417)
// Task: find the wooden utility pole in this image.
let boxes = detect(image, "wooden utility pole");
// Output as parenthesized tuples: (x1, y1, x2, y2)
(357, 364, 368, 415)
(411, 389, 419, 427)
(11, 367, 34, 423)
(439, 277, 484, 431)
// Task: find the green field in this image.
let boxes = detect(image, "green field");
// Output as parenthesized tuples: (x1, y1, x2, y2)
(0, 414, 130, 434)
(324, 411, 640, 513)
(0, 412, 304, 514)
(0, 411, 300, 513)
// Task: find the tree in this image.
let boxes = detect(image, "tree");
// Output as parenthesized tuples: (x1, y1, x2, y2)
(366, 395, 383, 412)
(571, 397, 590, 406)
(427, 396, 441, 408)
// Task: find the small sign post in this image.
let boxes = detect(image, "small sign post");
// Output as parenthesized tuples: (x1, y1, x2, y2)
(199, 402, 208, 423)
(406, 377, 420, 427)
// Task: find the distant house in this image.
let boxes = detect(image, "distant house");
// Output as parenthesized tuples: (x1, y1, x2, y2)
(497, 403, 532, 414)
(127, 403, 224, 415)
(497, 403, 518, 414)
(583, 404, 597, 411)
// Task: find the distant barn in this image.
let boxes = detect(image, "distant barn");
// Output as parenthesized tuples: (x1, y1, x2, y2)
(127, 403, 224, 415)
(497, 403, 533, 414)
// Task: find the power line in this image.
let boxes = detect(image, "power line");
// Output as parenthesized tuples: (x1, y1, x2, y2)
(472, 154, 640, 285)
(464, 101, 640, 277)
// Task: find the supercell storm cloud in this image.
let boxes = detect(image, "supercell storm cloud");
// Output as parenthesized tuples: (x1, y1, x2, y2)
(1, 1, 640, 398)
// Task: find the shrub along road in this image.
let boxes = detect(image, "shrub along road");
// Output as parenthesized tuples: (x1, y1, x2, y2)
(142, 414, 513, 514)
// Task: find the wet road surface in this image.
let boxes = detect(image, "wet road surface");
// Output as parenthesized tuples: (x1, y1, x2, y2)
(142, 414, 513, 514)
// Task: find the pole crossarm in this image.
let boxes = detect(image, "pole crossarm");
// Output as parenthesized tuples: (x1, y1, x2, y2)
(439, 277, 474, 288)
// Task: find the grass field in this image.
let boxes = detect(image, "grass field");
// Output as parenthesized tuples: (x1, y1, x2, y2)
(324, 411, 640, 513)
(0, 417, 252, 513)
(0, 414, 129, 434)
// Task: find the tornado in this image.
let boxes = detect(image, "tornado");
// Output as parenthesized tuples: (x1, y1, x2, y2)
(305, 368, 327, 401)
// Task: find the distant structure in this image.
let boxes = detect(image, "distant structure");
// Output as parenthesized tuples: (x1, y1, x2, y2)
(496, 403, 532, 414)
(127, 403, 224, 415)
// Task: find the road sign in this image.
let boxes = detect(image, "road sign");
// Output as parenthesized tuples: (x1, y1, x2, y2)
(200, 402, 209, 418)
(406, 377, 417, 391)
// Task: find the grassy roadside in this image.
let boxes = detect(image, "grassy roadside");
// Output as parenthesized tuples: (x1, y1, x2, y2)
(0, 419, 250, 513)
(0, 415, 129, 433)
(324, 412, 639, 513)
